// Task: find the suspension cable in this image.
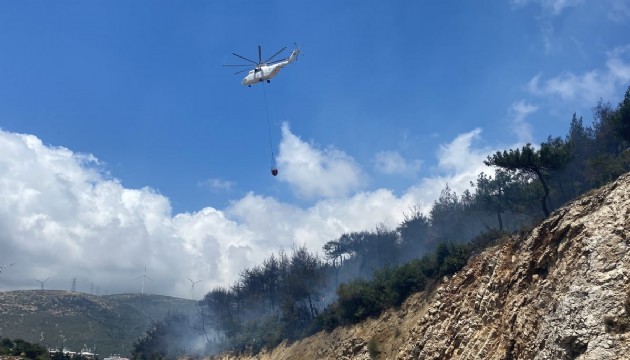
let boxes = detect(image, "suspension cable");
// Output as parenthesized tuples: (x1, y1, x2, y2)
(261, 82, 277, 171)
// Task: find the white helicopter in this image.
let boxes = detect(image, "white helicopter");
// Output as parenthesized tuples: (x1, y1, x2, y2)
(224, 45, 300, 87)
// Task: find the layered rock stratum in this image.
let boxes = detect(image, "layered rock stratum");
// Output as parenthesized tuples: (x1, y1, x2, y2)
(215, 173, 630, 360)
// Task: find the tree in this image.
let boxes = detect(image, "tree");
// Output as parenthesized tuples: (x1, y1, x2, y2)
(323, 236, 354, 287)
(396, 206, 431, 260)
(323, 237, 352, 269)
(484, 137, 571, 217)
(261, 254, 281, 313)
(589, 98, 630, 184)
(430, 184, 467, 241)
(472, 171, 510, 230)
(1, 338, 47, 360)
(327, 231, 380, 277)
(240, 265, 267, 316)
(201, 287, 239, 339)
(131, 312, 197, 360)
(612, 86, 630, 144)
(283, 246, 327, 323)
(374, 225, 399, 267)
(558, 114, 595, 198)
(471, 170, 536, 230)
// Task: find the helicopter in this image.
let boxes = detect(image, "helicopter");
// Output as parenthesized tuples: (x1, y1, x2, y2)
(223, 45, 300, 87)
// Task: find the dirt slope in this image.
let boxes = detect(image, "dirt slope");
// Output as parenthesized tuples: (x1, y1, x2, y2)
(214, 173, 630, 360)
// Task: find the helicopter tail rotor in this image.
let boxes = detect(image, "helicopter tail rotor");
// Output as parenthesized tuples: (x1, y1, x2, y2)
(292, 42, 303, 61)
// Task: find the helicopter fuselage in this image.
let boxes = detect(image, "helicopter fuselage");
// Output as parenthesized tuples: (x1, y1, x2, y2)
(241, 50, 299, 86)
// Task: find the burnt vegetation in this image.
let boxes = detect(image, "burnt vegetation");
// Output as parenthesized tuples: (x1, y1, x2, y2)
(132, 87, 630, 358)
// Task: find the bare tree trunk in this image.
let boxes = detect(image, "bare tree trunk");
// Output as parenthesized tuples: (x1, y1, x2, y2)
(534, 169, 551, 217)
(496, 209, 503, 231)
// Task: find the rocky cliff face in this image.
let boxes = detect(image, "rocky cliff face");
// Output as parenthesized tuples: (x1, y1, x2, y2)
(214, 173, 630, 360)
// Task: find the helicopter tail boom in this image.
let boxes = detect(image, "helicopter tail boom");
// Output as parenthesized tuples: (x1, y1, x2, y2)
(287, 48, 300, 63)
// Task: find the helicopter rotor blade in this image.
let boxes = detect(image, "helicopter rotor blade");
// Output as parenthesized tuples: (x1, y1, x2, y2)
(263, 47, 287, 64)
(222, 64, 253, 67)
(258, 45, 262, 64)
(231, 53, 258, 65)
(293, 42, 303, 59)
(234, 68, 251, 75)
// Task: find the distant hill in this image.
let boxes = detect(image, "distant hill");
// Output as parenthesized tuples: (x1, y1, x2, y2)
(0, 290, 197, 357)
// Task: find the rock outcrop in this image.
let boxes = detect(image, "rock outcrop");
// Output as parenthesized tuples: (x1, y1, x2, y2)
(215, 173, 630, 360)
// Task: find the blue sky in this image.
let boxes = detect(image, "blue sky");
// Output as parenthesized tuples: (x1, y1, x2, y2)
(1, 0, 629, 298)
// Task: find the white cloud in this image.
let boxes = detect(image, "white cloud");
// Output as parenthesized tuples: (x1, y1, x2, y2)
(607, 45, 630, 81)
(528, 44, 630, 104)
(226, 190, 414, 259)
(609, 0, 630, 22)
(511, 0, 529, 6)
(0, 131, 184, 294)
(276, 122, 366, 199)
(511, 0, 583, 15)
(0, 126, 501, 298)
(436, 128, 487, 173)
(509, 100, 538, 143)
(198, 178, 235, 191)
(172, 207, 256, 291)
(511, 0, 583, 53)
(372, 151, 422, 175)
(406, 128, 495, 206)
(543, 0, 583, 15)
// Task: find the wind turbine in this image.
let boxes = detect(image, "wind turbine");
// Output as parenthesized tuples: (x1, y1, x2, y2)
(34, 276, 51, 290)
(0, 263, 15, 273)
(187, 277, 202, 300)
(135, 266, 152, 294)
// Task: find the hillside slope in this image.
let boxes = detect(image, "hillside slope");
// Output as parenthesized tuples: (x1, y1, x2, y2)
(215, 173, 630, 359)
(0, 291, 196, 356)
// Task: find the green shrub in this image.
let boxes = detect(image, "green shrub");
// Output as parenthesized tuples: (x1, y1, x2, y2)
(390, 260, 427, 305)
(367, 338, 380, 359)
(0, 338, 48, 360)
(336, 280, 380, 323)
(308, 306, 340, 333)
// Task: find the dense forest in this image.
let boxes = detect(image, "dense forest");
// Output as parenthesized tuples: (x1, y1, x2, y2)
(131, 86, 630, 359)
